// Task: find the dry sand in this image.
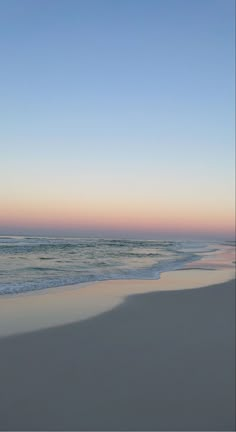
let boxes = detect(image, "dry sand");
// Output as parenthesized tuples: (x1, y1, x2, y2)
(0, 279, 235, 430)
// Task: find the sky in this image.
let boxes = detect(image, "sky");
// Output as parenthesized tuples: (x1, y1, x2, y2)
(0, 0, 235, 239)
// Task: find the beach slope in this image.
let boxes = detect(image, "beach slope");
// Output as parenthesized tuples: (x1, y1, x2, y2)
(0, 279, 235, 431)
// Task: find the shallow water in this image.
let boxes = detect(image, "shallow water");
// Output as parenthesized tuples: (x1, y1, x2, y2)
(0, 236, 234, 295)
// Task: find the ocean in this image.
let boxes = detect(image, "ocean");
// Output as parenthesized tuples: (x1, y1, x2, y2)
(0, 236, 234, 295)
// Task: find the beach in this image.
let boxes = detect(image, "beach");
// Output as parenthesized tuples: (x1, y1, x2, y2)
(1, 0, 234, 429)
(0, 275, 235, 431)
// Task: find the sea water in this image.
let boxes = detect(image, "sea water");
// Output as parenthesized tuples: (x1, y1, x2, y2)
(0, 236, 234, 295)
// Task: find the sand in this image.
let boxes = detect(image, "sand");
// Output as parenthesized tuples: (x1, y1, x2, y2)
(0, 268, 234, 337)
(0, 279, 235, 431)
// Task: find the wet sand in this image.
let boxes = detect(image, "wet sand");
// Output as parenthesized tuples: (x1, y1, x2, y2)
(0, 278, 235, 430)
(0, 268, 234, 337)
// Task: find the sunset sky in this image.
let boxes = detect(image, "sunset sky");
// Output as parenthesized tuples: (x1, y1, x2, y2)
(0, 0, 235, 239)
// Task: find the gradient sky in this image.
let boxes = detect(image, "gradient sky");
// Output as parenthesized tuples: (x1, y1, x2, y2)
(0, 0, 235, 239)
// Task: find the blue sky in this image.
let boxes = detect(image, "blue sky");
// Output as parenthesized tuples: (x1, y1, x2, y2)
(0, 0, 235, 238)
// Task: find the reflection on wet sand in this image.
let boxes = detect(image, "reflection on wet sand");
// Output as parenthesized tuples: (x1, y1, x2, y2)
(0, 267, 234, 337)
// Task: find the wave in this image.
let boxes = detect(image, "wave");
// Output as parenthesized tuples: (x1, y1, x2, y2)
(0, 253, 200, 295)
(1, 237, 231, 296)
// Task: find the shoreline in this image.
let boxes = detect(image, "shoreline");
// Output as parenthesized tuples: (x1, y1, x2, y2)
(0, 278, 235, 430)
(0, 267, 234, 337)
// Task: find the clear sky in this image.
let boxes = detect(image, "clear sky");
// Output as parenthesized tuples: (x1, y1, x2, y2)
(0, 0, 235, 239)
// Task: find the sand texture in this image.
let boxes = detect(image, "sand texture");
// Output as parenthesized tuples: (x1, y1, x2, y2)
(0, 279, 235, 430)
